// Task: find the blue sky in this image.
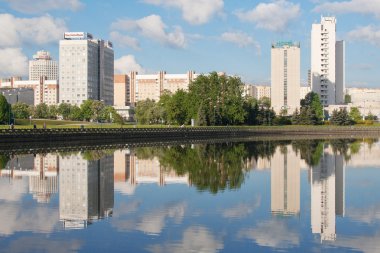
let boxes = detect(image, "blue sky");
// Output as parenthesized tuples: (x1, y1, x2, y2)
(0, 0, 379, 87)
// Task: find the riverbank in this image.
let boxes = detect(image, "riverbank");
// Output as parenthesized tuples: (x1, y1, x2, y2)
(0, 125, 379, 144)
(0, 125, 379, 153)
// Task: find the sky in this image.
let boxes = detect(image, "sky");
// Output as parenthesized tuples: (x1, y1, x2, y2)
(0, 0, 379, 87)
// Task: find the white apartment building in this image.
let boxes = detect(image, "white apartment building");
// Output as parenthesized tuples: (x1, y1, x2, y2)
(29, 50, 58, 81)
(114, 71, 198, 106)
(311, 17, 345, 106)
(271, 41, 300, 115)
(0, 77, 58, 105)
(243, 84, 254, 97)
(253, 85, 271, 100)
(59, 32, 114, 106)
(300, 86, 311, 100)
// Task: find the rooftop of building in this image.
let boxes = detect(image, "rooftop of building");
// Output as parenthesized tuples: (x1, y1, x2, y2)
(272, 41, 300, 48)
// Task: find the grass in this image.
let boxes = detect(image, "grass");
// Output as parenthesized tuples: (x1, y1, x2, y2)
(0, 119, 174, 129)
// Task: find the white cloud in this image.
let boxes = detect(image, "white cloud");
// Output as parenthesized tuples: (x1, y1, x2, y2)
(143, 0, 224, 25)
(313, 0, 380, 18)
(347, 25, 380, 46)
(4, 237, 82, 253)
(111, 201, 186, 235)
(114, 181, 137, 195)
(221, 196, 261, 218)
(0, 48, 28, 77)
(0, 203, 58, 235)
(110, 31, 140, 50)
(136, 202, 186, 235)
(347, 205, 380, 223)
(111, 15, 186, 49)
(0, 14, 67, 47)
(114, 55, 145, 74)
(238, 220, 300, 248)
(0, 177, 27, 202)
(330, 233, 380, 253)
(3, 0, 84, 14)
(146, 226, 224, 253)
(235, 0, 300, 32)
(221, 32, 261, 54)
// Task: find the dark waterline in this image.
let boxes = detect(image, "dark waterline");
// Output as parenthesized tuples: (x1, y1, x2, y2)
(0, 138, 379, 252)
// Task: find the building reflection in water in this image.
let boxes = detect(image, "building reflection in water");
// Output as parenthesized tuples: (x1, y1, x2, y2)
(271, 145, 300, 216)
(311, 145, 345, 242)
(114, 149, 190, 186)
(0, 154, 59, 203)
(59, 153, 114, 229)
(270, 143, 345, 243)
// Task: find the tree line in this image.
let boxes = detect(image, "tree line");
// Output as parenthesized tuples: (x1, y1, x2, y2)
(135, 71, 376, 126)
(0, 95, 124, 125)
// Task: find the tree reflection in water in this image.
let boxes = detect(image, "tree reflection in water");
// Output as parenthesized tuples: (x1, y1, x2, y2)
(133, 138, 377, 193)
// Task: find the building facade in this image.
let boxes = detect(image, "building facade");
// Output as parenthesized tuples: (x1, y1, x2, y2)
(29, 50, 58, 81)
(114, 71, 198, 107)
(311, 17, 345, 106)
(271, 41, 300, 115)
(59, 32, 114, 106)
(253, 85, 271, 100)
(300, 86, 311, 100)
(0, 77, 58, 105)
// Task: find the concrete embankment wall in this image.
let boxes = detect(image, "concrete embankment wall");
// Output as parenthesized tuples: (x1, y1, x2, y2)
(0, 126, 379, 153)
(0, 126, 380, 144)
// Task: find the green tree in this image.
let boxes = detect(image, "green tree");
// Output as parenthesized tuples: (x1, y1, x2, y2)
(69, 105, 82, 121)
(135, 99, 156, 124)
(344, 94, 351, 104)
(34, 103, 49, 119)
(258, 96, 271, 108)
(365, 112, 377, 121)
(330, 108, 354, 125)
(48, 105, 58, 119)
(349, 107, 362, 123)
(188, 72, 246, 126)
(12, 102, 30, 119)
(0, 94, 11, 124)
(300, 92, 323, 124)
(80, 100, 94, 121)
(244, 97, 259, 125)
(91, 100, 105, 122)
(166, 89, 189, 125)
(58, 103, 72, 120)
(113, 112, 124, 126)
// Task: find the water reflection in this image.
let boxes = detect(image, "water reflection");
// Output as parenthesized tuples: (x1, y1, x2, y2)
(1, 154, 58, 203)
(271, 145, 300, 216)
(311, 144, 344, 242)
(0, 139, 379, 252)
(59, 153, 114, 229)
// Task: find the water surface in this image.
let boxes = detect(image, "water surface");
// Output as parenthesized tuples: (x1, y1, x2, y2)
(0, 139, 379, 252)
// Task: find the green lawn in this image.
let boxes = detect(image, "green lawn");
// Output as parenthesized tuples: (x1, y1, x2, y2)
(0, 119, 170, 129)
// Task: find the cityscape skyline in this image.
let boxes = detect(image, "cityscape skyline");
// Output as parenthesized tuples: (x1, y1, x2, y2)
(0, 0, 379, 87)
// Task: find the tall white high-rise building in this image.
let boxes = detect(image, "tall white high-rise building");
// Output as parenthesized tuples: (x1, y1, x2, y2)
(311, 17, 345, 106)
(271, 41, 300, 115)
(59, 32, 114, 105)
(29, 50, 58, 81)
